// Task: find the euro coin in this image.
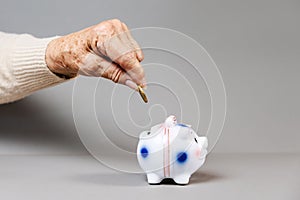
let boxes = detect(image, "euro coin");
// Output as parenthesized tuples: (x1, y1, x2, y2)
(138, 85, 148, 103)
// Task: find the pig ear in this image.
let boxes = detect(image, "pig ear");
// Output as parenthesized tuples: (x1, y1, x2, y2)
(178, 127, 192, 140)
(150, 123, 163, 134)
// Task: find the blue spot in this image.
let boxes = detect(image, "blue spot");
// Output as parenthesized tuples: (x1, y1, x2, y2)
(140, 147, 149, 158)
(177, 123, 188, 127)
(176, 152, 188, 163)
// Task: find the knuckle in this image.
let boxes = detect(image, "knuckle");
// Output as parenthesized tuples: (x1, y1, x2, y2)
(138, 50, 144, 61)
(110, 18, 122, 25)
(97, 20, 111, 28)
(119, 53, 136, 68)
(94, 21, 113, 35)
(121, 22, 129, 30)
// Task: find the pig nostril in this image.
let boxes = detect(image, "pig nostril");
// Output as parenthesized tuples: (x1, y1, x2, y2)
(194, 138, 198, 143)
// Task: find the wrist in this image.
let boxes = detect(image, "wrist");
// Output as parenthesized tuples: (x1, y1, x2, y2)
(45, 37, 79, 79)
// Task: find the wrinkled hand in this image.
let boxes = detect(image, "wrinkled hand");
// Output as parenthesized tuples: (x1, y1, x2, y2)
(46, 19, 145, 90)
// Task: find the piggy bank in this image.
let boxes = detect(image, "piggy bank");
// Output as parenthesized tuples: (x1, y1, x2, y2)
(137, 115, 208, 185)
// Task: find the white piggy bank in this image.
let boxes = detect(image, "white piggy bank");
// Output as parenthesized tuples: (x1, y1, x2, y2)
(137, 115, 208, 185)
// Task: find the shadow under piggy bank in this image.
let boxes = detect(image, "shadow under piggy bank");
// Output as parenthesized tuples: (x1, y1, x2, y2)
(149, 171, 223, 186)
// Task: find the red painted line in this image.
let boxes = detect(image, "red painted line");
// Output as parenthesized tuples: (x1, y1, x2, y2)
(163, 127, 171, 177)
(167, 128, 170, 177)
(163, 128, 166, 177)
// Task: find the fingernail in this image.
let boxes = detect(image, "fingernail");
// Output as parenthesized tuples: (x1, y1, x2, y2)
(141, 83, 147, 90)
(140, 78, 147, 89)
(125, 79, 138, 90)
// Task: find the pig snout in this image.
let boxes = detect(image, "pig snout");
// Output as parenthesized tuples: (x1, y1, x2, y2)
(198, 137, 208, 150)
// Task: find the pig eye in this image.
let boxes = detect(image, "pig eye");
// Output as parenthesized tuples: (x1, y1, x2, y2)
(194, 138, 198, 143)
(147, 131, 151, 135)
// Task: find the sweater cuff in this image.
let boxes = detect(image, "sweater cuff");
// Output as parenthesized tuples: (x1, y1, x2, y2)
(12, 34, 66, 98)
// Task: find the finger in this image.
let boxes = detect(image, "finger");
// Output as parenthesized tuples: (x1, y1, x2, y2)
(121, 23, 144, 62)
(99, 58, 138, 90)
(115, 53, 146, 87)
(128, 34, 144, 62)
(97, 36, 146, 87)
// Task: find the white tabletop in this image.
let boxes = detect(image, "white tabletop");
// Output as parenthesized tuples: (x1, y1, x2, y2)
(0, 153, 299, 200)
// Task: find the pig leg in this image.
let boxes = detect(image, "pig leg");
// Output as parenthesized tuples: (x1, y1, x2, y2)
(173, 174, 190, 185)
(146, 173, 163, 184)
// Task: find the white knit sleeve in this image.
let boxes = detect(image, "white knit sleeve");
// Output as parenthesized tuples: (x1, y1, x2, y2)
(0, 32, 66, 104)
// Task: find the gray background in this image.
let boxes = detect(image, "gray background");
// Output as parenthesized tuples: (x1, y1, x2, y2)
(0, 0, 299, 199)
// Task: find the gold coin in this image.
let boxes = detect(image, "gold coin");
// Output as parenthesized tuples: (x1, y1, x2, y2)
(138, 85, 148, 103)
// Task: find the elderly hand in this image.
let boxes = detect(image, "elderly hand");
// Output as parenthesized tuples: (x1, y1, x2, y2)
(45, 19, 145, 90)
